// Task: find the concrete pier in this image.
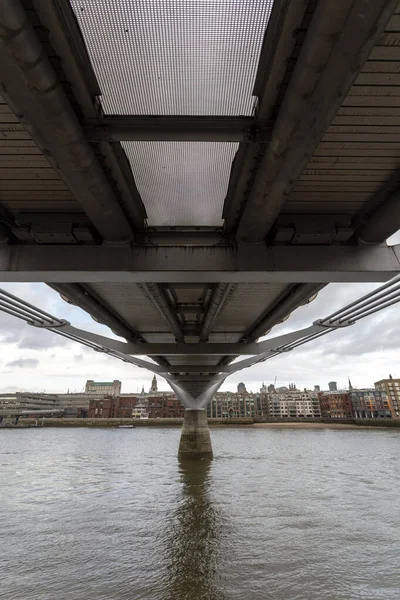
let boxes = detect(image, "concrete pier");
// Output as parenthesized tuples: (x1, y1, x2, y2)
(178, 409, 213, 459)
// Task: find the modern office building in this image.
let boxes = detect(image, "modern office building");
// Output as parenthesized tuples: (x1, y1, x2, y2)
(328, 381, 338, 391)
(0, 392, 59, 414)
(56, 393, 93, 411)
(350, 389, 392, 419)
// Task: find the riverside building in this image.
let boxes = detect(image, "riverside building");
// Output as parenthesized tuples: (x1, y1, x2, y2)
(319, 391, 353, 419)
(207, 391, 260, 418)
(0, 392, 59, 414)
(374, 375, 400, 418)
(350, 389, 392, 419)
(268, 390, 321, 419)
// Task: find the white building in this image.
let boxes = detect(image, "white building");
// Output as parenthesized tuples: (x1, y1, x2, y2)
(84, 380, 121, 396)
(269, 391, 321, 419)
(132, 401, 149, 419)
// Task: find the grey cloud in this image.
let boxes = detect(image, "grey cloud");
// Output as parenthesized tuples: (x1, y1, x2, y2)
(6, 358, 39, 369)
(0, 312, 70, 350)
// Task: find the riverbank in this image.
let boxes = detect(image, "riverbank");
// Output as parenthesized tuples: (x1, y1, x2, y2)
(9, 417, 400, 429)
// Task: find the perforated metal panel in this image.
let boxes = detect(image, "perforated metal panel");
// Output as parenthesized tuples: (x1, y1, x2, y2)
(124, 141, 237, 225)
(70, 0, 274, 225)
(70, 0, 274, 116)
(214, 283, 287, 330)
(86, 283, 169, 333)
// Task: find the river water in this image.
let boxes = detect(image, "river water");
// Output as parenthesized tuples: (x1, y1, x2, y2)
(1, 426, 399, 600)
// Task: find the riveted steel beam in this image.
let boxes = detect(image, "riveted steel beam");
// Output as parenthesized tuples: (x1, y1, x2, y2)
(83, 116, 272, 143)
(1, 244, 400, 283)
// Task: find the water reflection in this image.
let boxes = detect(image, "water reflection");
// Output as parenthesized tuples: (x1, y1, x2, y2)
(164, 458, 227, 600)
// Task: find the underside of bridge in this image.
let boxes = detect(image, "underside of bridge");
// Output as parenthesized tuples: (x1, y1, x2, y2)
(1, 0, 400, 456)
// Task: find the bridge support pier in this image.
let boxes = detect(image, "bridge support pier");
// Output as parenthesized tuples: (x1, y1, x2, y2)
(178, 409, 213, 459)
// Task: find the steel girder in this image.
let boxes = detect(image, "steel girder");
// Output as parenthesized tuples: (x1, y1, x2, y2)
(1, 244, 400, 283)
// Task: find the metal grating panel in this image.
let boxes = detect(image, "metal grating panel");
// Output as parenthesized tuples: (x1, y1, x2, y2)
(124, 141, 237, 225)
(70, 0, 274, 116)
(214, 283, 287, 330)
(86, 283, 169, 333)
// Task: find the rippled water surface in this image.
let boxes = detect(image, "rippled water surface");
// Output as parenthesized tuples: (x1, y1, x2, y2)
(1, 427, 400, 600)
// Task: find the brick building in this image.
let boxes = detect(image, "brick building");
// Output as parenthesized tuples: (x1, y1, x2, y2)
(88, 393, 183, 419)
(88, 396, 116, 418)
(116, 396, 138, 418)
(319, 391, 353, 419)
(374, 375, 400, 418)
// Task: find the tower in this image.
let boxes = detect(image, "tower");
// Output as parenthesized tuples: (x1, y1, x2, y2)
(150, 374, 158, 393)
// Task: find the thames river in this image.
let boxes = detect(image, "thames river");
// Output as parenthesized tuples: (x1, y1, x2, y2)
(1, 426, 399, 600)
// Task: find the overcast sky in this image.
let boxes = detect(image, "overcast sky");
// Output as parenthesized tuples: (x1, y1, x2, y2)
(1, 232, 400, 395)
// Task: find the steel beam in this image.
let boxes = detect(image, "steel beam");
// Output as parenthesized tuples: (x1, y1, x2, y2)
(53, 325, 261, 355)
(0, 0, 134, 243)
(1, 244, 400, 283)
(235, 0, 398, 242)
(83, 116, 272, 143)
(356, 184, 400, 245)
(138, 283, 184, 342)
(199, 283, 233, 342)
(223, 0, 308, 233)
(243, 283, 325, 342)
(48, 283, 143, 342)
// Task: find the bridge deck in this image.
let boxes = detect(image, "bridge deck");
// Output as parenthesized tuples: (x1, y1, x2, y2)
(1, 0, 400, 392)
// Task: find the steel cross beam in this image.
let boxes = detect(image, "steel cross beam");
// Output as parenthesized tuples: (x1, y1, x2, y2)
(1, 244, 400, 283)
(83, 116, 272, 143)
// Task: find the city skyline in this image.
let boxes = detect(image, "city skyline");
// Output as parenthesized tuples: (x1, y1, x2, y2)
(1, 231, 400, 395)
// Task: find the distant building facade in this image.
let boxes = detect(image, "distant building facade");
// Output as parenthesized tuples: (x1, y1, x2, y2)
(56, 393, 93, 411)
(207, 391, 259, 418)
(206, 390, 321, 419)
(237, 382, 247, 394)
(319, 391, 353, 419)
(374, 375, 400, 418)
(0, 392, 59, 414)
(88, 397, 116, 419)
(85, 380, 121, 396)
(328, 381, 338, 391)
(268, 391, 321, 419)
(87, 392, 184, 419)
(350, 389, 392, 419)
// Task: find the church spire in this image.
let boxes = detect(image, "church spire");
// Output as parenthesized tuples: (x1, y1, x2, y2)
(348, 377, 353, 390)
(150, 375, 158, 393)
